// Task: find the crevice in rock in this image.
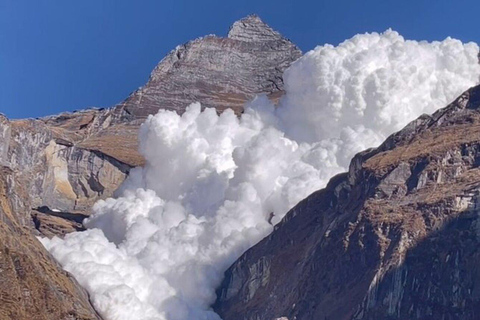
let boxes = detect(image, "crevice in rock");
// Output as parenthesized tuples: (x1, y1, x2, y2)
(33, 206, 88, 224)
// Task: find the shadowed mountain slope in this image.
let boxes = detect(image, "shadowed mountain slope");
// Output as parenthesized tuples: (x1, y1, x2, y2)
(214, 85, 480, 320)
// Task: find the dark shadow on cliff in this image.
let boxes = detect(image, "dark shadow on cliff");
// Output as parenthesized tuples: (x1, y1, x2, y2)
(356, 209, 480, 320)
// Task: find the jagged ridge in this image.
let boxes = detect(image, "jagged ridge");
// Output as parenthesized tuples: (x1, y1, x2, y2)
(117, 14, 301, 118)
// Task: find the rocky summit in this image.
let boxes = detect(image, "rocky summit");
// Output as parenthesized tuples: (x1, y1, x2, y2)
(214, 85, 480, 320)
(117, 14, 301, 118)
(0, 16, 300, 319)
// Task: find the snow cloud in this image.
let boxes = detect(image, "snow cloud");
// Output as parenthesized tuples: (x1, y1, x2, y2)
(41, 30, 480, 320)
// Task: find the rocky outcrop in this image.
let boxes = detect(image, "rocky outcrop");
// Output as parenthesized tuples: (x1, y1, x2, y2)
(0, 167, 101, 320)
(0, 112, 130, 234)
(117, 14, 301, 118)
(214, 85, 480, 320)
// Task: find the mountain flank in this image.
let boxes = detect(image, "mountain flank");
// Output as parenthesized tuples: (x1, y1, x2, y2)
(214, 85, 480, 320)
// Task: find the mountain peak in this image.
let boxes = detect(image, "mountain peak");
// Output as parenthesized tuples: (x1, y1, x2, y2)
(228, 15, 282, 42)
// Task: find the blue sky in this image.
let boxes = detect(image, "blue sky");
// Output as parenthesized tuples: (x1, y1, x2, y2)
(1, 0, 479, 119)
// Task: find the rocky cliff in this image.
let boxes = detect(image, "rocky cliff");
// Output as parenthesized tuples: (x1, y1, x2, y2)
(0, 15, 301, 319)
(214, 85, 480, 320)
(117, 14, 302, 118)
(0, 166, 102, 320)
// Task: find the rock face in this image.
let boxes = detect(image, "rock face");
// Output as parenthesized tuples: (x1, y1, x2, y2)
(0, 111, 131, 236)
(214, 85, 480, 320)
(117, 14, 301, 118)
(0, 167, 101, 320)
(0, 15, 301, 319)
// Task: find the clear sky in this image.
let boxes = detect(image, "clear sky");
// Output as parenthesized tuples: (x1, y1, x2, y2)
(1, 0, 479, 119)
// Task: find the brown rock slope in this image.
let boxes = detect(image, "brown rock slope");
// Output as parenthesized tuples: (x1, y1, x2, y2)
(0, 167, 101, 320)
(214, 85, 480, 320)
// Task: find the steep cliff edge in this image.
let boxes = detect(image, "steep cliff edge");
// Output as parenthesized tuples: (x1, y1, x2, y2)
(214, 85, 480, 320)
(0, 167, 101, 320)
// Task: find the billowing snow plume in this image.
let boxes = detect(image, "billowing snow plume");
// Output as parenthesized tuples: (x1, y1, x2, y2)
(41, 30, 480, 320)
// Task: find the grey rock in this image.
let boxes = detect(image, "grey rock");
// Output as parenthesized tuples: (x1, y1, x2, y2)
(116, 14, 302, 118)
(228, 15, 284, 42)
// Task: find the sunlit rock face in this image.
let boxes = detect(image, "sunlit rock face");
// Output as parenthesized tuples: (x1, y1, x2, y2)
(117, 14, 302, 118)
(214, 85, 480, 320)
(0, 112, 130, 233)
(0, 167, 102, 320)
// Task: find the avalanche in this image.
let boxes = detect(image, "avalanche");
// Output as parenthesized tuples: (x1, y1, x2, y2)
(41, 30, 480, 320)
